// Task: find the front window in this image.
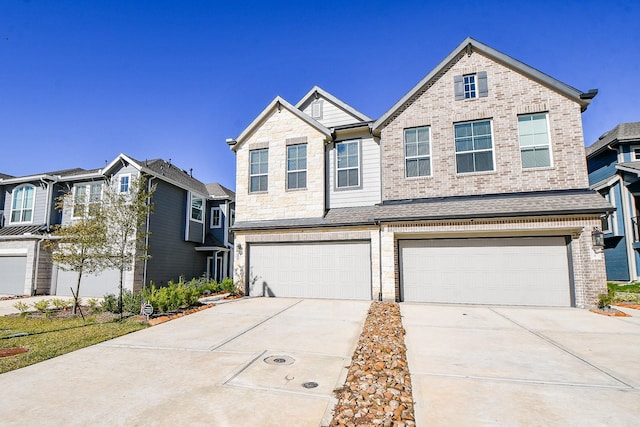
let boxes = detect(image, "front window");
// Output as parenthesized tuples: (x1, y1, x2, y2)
(250, 149, 269, 192)
(10, 185, 35, 223)
(73, 183, 103, 218)
(519, 114, 551, 168)
(336, 140, 360, 188)
(405, 127, 431, 177)
(230, 209, 235, 226)
(601, 189, 614, 234)
(119, 175, 130, 193)
(191, 195, 203, 222)
(455, 120, 494, 173)
(463, 74, 476, 99)
(287, 144, 307, 190)
(211, 207, 221, 228)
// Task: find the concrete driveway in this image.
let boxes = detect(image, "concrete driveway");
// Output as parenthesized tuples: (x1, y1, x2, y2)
(402, 303, 640, 426)
(0, 298, 370, 426)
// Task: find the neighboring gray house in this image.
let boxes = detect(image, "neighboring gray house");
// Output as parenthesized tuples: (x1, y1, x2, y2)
(0, 153, 234, 297)
(200, 183, 235, 283)
(229, 37, 611, 308)
(586, 122, 640, 281)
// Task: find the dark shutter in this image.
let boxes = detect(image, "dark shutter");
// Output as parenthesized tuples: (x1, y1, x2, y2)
(478, 71, 488, 97)
(454, 75, 464, 100)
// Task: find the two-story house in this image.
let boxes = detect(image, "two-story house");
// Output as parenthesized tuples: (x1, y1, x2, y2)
(229, 37, 611, 308)
(586, 122, 640, 282)
(0, 153, 234, 297)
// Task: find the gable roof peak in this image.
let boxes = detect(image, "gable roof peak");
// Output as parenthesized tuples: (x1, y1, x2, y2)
(229, 95, 332, 151)
(373, 37, 596, 132)
(296, 86, 372, 122)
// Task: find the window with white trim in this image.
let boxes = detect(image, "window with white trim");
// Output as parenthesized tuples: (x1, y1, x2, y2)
(287, 144, 307, 190)
(404, 127, 431, 177)
(211, 207, 221, 228)
(119, 174, 130, 193)
(72, 183, 103, 218)
(633, 147, 640, 161)
(230, 208, 235, 226)
(463, 74, 476, 98)
(336, 140, 360, 188)
(249, 149, 268, 192)
(454, 120, 494, 173)
(601, 189, 614, 234)
(518, 113, 551, 168)
(191, 195, 203, 222)
(10, 185, 35, 223)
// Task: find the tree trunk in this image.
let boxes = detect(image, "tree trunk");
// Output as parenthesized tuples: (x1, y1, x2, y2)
(73, 267, 83, 315)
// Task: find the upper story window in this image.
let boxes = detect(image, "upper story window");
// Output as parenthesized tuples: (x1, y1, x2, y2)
(454, 72, 488, 100)
(464, 74, 476, 98)
(405, 127, 431, 178)
(287, 144, 307, 190)
(454, 120, 494, 174)
(518, 113, 551, 168)
(119, 174, 130, 193)
(601, 189, 614, 234)
(73, 183, 103, 218)
(191, 195, 203, 222)
(230, 208, 235, 226)
(336, 140, 360, 188)
(632, 147, 640, 161)
(211, 207, 221, 228)
(10, 185, 35, 223)
(249, 149, 268, 192)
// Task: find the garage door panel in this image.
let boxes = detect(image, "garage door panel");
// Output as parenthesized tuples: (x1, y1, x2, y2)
(249, 242, 371, 300)
(400, 237, 571, 306)
(0, 256, 27, 295)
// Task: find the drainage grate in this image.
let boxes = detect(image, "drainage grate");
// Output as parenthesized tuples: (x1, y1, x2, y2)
(263, 355, 295, 366)
(302, 382, 318, 389)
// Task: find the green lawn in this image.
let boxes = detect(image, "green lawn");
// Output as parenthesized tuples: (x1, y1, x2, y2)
(0, 315, 147, 374)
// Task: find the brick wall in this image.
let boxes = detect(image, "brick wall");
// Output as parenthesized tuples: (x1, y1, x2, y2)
(380, 50, 589, 201)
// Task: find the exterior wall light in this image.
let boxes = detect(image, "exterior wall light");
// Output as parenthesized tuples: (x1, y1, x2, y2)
(591, 227, 605, 249)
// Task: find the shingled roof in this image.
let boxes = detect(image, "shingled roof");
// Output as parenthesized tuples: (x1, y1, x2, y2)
(141, 159, 210, 196)
(586, 122, 640, 158)
(232, 189, 611, 231)
(206, 183, 235, 200)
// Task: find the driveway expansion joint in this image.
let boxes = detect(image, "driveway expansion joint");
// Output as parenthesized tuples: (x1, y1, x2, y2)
(489, 307, 635, 389)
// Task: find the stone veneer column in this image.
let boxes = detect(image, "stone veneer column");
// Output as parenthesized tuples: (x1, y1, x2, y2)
(380, 227, 396, 301)
(233, 234, 247, 294)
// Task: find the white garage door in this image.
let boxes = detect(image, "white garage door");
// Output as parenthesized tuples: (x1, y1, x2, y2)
(248, 241, 371, 300)
(0, 256, 27, 295)
(400, 237, 571, 306)
(55, 268, 121, 297)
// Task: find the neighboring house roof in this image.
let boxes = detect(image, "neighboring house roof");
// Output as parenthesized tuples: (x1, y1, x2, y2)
(586, 122, 640, 158)
(0, 173, 15, 179)
(617, 161, 640, 175)
(206, 183, 235, 200)
(195, 233, 228, 251)
(142, 158, 210, 196)
(373, 37, 597, 131)
(227, 96, 332, 151)
(232, 189, 611, 231)
(295, 86, 372, 122)
(0, 224, 46, 237)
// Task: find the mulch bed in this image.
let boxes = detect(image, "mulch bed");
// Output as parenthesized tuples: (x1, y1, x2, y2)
(331, 302, 415, 427)
(614, 302, 640, 310)
(589, 307, 630, 317)
(146, 303, 215, 325)
(0, 347, 29, 358)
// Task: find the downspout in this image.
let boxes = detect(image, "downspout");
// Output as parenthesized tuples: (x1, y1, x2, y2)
(375, 220, 383, 301)
(142, 177, 154, 289)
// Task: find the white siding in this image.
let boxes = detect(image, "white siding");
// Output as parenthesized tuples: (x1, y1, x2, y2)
(327, 136, 382, 208)
(300, 98, 361, 128)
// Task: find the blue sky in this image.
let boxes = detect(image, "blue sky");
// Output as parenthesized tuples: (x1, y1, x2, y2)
(1, 1, 638, 189)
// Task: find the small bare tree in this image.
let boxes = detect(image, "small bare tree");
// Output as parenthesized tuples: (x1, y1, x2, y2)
(46, 192, 107, 314)
(97, 175, 155, 314)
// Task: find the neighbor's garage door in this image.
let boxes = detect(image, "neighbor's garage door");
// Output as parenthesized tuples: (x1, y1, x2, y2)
(248, 241, 371, 300)
(0, 256, 27, 295)
(400, 237, 571, 306)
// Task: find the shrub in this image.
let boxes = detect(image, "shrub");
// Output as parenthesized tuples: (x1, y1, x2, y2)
(597, 292, 613, 309)
(52, 298, 72, 310)
(121, 290, 143, 314)
(101, 294, 119, 313)
(13, 301, 29, 317)
(32, 299, 51, 313)
(141, 281, 200, 313)
(87, 298, 99, 311)
(220, 278, 236, 295)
